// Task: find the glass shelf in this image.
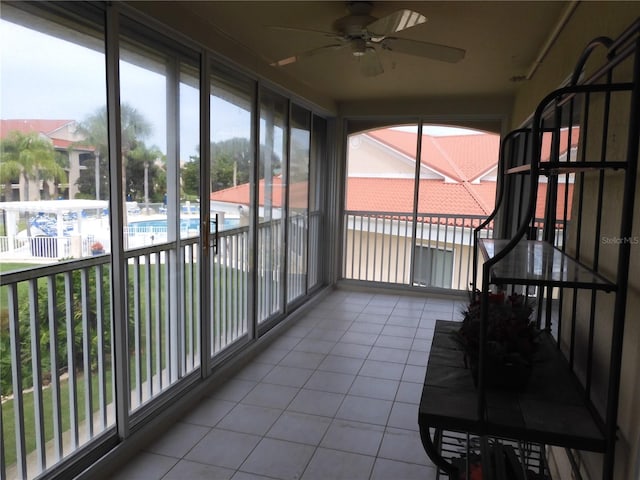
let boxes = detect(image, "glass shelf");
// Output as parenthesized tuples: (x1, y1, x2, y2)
(505, 161, 627, 175)
(478, 239, 616, 290)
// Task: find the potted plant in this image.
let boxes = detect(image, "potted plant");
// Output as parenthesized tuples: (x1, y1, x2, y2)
(457, 291, 538, 390)
(90, 241, 105, 255)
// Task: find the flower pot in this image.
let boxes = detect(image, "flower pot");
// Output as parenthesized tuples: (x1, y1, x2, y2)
(458, 292, 537, 391)
(469, 353, 532, 391)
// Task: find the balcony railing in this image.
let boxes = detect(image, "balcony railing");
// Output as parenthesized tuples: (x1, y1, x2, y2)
(343, 211, 567, 292)
(343, 211, 492, 291)
(0, 211, 321, 479)
(1, 256, 116, 479)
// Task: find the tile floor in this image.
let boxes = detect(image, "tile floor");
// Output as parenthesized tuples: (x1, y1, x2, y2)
(112, 289, 466, 480)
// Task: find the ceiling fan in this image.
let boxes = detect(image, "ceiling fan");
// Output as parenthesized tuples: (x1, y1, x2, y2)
(270, 1, 466, 77)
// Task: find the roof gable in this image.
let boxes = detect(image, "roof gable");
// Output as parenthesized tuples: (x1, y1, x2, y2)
(366, 128, 500, 183)
(1, 119, 75, 139)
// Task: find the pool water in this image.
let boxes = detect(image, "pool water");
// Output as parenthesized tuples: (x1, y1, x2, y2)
(128, 217, 239, 233)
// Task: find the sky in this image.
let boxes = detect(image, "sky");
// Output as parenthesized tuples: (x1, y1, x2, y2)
(2, 18, 218, 160)
(392, 125, 482, 136)
(1, 20, 107, 122)
(1, 17, 477, 163)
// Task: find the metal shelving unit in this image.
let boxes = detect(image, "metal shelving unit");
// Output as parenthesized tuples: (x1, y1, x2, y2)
(419, 19, 640, 480)
(435, 430, 550, 480)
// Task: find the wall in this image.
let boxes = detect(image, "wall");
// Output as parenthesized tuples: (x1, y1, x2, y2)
(511, 4, 640, 479)
(347, 135, 418, 177)
(511, 3, 640, 128)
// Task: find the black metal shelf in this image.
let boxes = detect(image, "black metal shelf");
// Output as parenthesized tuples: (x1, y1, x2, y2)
(420, 321, 607, 455)
(478, 239, 616, 291)
(435, 430, 550, 480)
(420, 18, 639, 480)
(505, 161, 628, 175)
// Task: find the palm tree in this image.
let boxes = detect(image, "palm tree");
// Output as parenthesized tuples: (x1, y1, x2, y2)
(76, 103, 152, 200)
(0, 130, 66, 201)
(0, 152, 21, 202)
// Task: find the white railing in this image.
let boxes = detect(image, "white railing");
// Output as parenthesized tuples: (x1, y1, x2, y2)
(0, 235, 114, 260)
(256, 220, 283, 323)
(0, 213, 324, 479)
(1, 240, 207, 478)
(343, 211, 492, 291)
(343, 211, 566, 291)
(1, 257, 116, 480)
(210, 226, 249, 354)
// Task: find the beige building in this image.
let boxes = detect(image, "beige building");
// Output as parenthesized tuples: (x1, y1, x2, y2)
(0, 119, 95, 200)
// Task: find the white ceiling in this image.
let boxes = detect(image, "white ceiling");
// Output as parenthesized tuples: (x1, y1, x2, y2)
(165, 1, 571, 104)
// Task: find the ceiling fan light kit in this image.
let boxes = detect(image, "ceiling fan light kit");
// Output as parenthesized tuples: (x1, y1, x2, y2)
(351, 38, 367, 56)
(269, 1, 466, 77)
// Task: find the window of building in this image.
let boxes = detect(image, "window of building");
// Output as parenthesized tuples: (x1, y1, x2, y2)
(413, 245, 454, 288)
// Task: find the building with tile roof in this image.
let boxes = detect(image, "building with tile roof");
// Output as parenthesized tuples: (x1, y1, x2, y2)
(209, 126, 575, 289)
(1, 119, 95, 200)
(346, 129, 500, 218)
(210, 128, 502, 216)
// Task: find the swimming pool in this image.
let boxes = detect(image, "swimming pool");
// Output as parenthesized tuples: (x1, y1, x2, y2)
(127, 217, 239, 234)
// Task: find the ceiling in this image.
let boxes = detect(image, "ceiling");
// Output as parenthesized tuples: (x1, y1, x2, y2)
(157, 1, 572, 106)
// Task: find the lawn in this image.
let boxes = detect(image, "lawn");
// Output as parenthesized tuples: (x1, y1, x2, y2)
(0, 262, 41, 275)
(1, 257, 244, 471)
(2, 367, 115, 470)
(1, 259, 171, 470)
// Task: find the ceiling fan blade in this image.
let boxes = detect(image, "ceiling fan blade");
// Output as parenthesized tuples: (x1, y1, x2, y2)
(366, 9, 426, 37)
(382, 37, 465, 63)
(271, 44, 345, 67)
(266, 25, 339, 38)
(360, 48, 384, 77)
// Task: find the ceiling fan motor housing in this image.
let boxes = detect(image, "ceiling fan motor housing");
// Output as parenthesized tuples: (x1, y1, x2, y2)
(333, 1, 376, 38)
(333, 14, 376, 37)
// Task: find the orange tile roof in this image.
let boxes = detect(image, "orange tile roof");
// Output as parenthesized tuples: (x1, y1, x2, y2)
(535, 182, 574, 222)
(209, 129, 574, 224)
(540, 127, 580, 162)
(210, 176, 309, 209)
(367, 129, 500, 182)
(211, 177, 497, 217)
(51, 138, 94, 151)
(0, 119, 74, 139)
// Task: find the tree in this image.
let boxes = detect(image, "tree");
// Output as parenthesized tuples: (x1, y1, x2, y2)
(76, 103, 153, 200)
(74, 157, 108, 200)
(211, 137, 251, 190)
(181, 159, 200, 197)
(128, 144, 165, 203)
(0, 131, 66, 201)
(186, 137, 285, 196)
(0, 150, 21, 201)
(42, 150, 69, 200)
(0, 265, 112, 395)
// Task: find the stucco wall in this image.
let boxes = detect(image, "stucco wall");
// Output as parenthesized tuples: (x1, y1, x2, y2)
(347, 135, 416, 177)
(510, 2, 640, 129)
(511, 4, 640, 479)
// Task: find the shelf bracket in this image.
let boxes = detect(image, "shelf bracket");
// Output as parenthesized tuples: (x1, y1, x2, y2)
(419, 424, 457, 476)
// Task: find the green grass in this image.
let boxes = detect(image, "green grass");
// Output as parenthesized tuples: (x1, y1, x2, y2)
(0, 263, 40, 274)
(2, 367, 114, 470)
(1, 258, 243, 471)
(1, 260, 167, 470)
